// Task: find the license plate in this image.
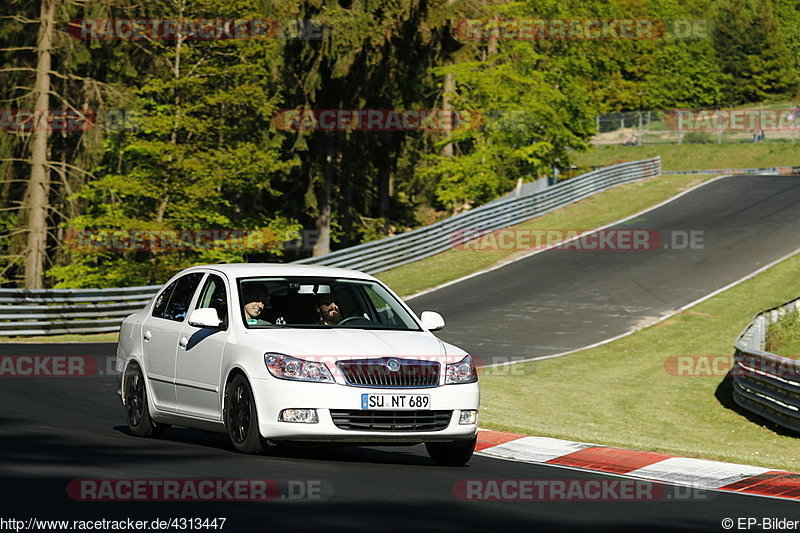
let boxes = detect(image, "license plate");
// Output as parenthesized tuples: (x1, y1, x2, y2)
(361, 393, 430, 410)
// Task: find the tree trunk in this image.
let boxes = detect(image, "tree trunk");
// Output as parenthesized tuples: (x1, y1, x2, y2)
(340, 143, 354, 248)
(23, 0, 55, 289)
(312, 145, 334, 257)
(442, 72, 454, 158)
(488, 17, 498, 56)
(377, 134, 393, 218)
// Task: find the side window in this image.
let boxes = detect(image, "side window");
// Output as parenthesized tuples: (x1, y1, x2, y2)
(364, 286, 397, 326)
(152, 280, 178, 319)
(163, 273, 204, 322)
(195, 274, 228, 327)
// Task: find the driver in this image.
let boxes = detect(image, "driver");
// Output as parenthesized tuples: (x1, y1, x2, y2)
(315, 293, 342, 325)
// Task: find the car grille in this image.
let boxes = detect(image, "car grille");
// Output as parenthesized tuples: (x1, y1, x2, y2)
(330, 410, 452, 432)
(337, 358, 440, 388)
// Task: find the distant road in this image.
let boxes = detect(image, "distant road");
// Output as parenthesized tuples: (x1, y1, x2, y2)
(410, 175, 800, 363)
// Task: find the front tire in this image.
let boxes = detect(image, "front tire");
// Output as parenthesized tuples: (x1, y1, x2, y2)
(426, 436, 477, 466)
(124, 363, 168, 437)
(224, 374, 264, 454)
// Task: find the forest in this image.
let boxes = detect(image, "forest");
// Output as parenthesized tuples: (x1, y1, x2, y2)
(1, 0, 798, 288)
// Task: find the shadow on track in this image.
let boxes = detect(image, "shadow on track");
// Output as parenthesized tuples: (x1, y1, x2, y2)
(114, 424, 438, 466)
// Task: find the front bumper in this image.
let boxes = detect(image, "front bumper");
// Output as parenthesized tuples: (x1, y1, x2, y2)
(250, 377, 479, 443)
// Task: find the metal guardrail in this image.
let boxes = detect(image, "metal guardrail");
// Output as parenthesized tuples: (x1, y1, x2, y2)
(0, 286, 161, 336)
(733, 296, 800, 433)
(662, 166, 800, 176)
(296, 157, 661, 274)
(0, 157, 659, 336)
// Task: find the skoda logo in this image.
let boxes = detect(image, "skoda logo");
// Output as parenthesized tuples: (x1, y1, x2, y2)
(386, 359, 401, 372)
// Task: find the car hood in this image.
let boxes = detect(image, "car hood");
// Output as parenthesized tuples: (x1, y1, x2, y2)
(237, 328, 467, 363)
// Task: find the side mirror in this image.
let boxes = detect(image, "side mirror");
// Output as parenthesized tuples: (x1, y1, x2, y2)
(420, 311, 445, 331)
(188, 308, 222, 328)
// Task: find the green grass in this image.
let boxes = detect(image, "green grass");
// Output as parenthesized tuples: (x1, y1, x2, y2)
(765, 312, 800, 359)
(479, 251, 800, 471)
(572, 143, 800, 172)
(378, 173, 718, 297)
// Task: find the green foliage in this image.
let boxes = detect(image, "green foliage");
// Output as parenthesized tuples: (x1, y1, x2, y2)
(765, 311, 800, 358)
(48, 0, 299, 287)
(713, 0, 798, 104)
(682, 131, 716, 144)
(2, 0, 799, 287)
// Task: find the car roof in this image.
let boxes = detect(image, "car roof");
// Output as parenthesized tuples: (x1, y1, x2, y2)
(183, 263, 377, 282)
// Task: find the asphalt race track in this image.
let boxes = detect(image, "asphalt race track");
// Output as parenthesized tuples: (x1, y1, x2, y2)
(411, 175, 800, 364)
(2, 175, 800, 532)
(0, 349, 797, 533)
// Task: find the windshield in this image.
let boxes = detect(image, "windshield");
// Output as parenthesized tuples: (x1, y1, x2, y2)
(237, 277, 421, 331)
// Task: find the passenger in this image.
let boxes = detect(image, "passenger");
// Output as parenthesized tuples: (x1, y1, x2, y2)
(242, 285, 283, 325)
(315, 293, 342, 325)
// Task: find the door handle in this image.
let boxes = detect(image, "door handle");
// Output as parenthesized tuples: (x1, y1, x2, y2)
(143, 330, 152, 342)
(179, 336, 188, 348)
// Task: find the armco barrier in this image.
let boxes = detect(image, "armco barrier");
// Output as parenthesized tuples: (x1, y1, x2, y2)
(295, 157, 661, 273)
(733, 296, 800, 433)
(0, 286, 161, 336)
(662, 166, 800, 175)
(0, 158, 659, 336)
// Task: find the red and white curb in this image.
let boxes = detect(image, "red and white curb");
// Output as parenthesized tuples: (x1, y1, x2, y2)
(476, 430, 800, 501)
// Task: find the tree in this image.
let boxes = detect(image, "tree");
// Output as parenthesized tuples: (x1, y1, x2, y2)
(50, 0, 298, 287)
(419, 0, 600, 211)
(276, 0, 464, 255)
(713, 0, 797, 104)
(0, 0, 111, 288)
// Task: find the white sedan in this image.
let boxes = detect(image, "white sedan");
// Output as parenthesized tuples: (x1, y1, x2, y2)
(116, 263, 480, 466)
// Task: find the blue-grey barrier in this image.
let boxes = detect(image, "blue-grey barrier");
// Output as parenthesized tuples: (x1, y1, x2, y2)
(733, 296, 800, 434)
(0, 286, 161, 336)
(662, 166, 800, 175)
(295, 157, 661, 274)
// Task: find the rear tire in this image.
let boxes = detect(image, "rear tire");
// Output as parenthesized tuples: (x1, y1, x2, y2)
(426, 436, 477, 466)
(124, 363, 168, 437)
(224, 374, 264, 454)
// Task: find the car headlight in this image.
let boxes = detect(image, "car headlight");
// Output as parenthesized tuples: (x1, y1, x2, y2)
(445, 355, 478, 384)
(264, 353, 335, 383)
